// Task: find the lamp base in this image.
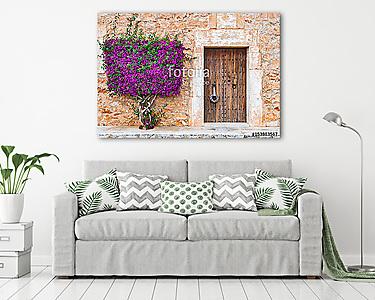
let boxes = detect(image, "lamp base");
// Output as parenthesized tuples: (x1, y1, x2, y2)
(347, 265, 375, 273)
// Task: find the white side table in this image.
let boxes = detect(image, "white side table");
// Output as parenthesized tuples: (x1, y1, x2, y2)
(0, 222, 33, 278)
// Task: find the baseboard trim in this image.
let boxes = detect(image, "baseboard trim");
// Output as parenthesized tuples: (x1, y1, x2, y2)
(32, 255, 51, 266)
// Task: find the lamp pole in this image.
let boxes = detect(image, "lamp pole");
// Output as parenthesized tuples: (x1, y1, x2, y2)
(342, 124, 365, 270)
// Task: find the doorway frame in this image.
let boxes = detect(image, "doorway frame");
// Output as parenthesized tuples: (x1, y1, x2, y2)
(203, 47, 248, 125)
(190, 29, 264, 128)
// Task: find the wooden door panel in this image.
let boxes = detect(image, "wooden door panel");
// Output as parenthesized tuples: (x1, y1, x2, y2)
(204, 48, 247, 123)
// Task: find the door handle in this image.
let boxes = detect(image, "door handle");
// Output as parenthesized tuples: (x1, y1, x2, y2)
(210, 82, 219, 103)
(232, 77, 237, 89)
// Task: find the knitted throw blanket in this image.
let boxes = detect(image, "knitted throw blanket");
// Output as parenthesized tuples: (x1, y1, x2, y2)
(258, 206, 375, 281)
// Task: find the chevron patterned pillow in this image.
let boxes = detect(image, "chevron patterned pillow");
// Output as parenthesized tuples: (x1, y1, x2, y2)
(117, 171, 168, 210)
(209, 174, 257, 211)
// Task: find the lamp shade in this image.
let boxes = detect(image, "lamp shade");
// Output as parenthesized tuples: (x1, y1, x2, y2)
(323, 112, 344, 126)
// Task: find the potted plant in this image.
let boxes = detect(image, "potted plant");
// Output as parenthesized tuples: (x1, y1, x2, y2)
(0, 145, 59, 223)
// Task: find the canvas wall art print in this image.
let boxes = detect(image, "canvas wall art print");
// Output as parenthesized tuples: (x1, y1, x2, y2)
(97, 13, 280, 139)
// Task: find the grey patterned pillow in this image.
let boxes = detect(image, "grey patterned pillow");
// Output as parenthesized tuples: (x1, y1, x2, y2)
(159, 181, 214, 215)
(117, 171, 168, 210)
(209, 174, 257, 211)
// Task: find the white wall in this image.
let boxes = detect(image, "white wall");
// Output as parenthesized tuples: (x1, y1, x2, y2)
(1, 0, 374, 265)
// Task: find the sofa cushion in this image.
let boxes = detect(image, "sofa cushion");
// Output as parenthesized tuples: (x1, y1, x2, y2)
(75, 210, 187, 241)
(188, 211, 300, 241)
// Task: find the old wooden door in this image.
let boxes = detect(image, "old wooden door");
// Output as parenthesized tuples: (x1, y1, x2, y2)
(204, 48, 247, 123)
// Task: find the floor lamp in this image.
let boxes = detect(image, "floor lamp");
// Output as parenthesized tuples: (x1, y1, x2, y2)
(323, 112, 375, 272)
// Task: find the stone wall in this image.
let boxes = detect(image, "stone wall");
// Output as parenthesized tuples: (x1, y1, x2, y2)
(97, 13, 280, 128)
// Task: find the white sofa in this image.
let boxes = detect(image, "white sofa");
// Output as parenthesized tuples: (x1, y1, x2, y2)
(53, 160, 322, 277)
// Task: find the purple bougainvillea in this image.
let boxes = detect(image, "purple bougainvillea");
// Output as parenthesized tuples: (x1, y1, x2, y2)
(100, 14, 187, 129)
(103, 39, 184, 97)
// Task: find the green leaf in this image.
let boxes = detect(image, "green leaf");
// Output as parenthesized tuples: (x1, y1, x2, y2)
(277, 178, 300, 209)
(34, 165, 44, 174)
(21, 178, 30, 185)
(1, 146, 15, 158)
(35, 153, 60, 162)
(107, 169, 117, 176)
(102, 204, 115, 211)
(80, 191, 102, 216)
(12, 153, 26, 170)
(97, 175, 120, 202)
(66, 180, 91, 199)
(255, 170, 273, 185)
(25, 156, 39, 164)
(26, 164, 44, 175)
(66, 181, 79, 193)
(254, 187, 275, 209)
(1, 169, 13, 180)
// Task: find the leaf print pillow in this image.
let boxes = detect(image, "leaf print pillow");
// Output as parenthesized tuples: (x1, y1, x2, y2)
(254, 169, 307, 210)
(65, 169, 120, 217)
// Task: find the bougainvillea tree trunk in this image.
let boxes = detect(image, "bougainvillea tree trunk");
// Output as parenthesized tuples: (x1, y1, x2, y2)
(136, 95, 157, 130)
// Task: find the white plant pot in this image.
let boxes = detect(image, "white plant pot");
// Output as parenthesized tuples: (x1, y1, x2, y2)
(0, 194, 24, 223)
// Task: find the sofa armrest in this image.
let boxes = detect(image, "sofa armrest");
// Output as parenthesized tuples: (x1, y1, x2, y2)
(297, 191, 323, 276)
(52, 191, 77, 276)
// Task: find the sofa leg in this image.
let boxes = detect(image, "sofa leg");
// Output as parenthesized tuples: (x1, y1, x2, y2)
(305, 276, 320, 279)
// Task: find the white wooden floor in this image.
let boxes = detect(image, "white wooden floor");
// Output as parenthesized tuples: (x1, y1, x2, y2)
(0, 266, 375, 300)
